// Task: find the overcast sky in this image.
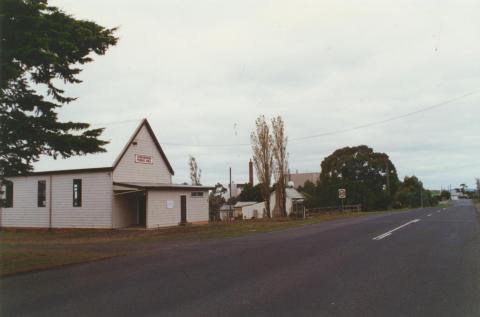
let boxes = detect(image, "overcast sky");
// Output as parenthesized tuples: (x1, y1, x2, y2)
(42, 0, 479, 189)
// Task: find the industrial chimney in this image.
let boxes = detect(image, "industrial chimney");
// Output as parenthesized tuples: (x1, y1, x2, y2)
(249, 159, 254, 185)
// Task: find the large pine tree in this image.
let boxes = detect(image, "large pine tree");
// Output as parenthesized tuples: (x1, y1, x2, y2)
(0, 0, 118, 176)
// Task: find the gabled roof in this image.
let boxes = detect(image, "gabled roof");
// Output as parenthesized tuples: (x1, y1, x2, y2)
(112, 118, 174, 175)
(234, 201, 259, 207)
(269, 187, 304, 200)
(287, 172, 320, 188)
(286, 187, 304, 200)
(219, 204, 234, 211)
(29, 119, 175, 176)
(21, 167, 113, 176)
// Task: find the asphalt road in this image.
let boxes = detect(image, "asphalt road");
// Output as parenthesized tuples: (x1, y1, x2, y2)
(1, 200, 479, 317)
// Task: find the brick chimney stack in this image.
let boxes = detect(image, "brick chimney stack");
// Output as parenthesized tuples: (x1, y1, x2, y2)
(249, 159, 254, 185)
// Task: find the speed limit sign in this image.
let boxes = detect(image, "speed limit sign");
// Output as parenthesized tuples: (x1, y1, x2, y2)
(338, 189, 347, 199)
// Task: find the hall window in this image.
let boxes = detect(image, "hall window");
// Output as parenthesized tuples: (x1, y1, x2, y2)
(73, 179, 82, 207)
(2, 181, 13, 208)
(38, 180, 46, 207)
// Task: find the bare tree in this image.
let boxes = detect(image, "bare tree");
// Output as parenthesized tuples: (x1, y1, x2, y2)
(189, 155, 202, 185)
(271, 116, 288, 217)
(250, 115, 273, 218)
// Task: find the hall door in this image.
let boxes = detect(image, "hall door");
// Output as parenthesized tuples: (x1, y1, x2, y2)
(180, 195, 187, 224)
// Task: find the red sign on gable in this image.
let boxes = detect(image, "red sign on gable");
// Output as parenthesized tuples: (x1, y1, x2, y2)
(135, 154, 153, 164)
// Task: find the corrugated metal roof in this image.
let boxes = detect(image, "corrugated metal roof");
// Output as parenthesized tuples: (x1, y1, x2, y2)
(113, 181, 213, 190)
(286, 187, 304, 200)
(287, 172, 320, 188)
(234, 201, 258, 207)
(219, 204, 234, 211)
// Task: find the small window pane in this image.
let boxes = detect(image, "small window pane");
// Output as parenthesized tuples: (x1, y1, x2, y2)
(73, 179, 82, 207)
(38, 180, 46, 207)
(2, 181, 13, 208)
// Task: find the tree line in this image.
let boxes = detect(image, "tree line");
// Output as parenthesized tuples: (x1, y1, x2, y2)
(210, 129, 445, 216)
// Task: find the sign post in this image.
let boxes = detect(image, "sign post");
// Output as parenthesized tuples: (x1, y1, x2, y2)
(338, 189, 346, 211)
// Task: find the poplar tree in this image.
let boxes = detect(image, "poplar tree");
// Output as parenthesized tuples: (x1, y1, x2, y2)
(189, 155, 202, 185)
(250, 115, 273, 218)
(0, 0, 118, 176)
(271, 116, 288, 217)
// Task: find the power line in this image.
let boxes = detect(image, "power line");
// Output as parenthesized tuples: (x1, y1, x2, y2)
(90, 119, 141, 126)
(92, 89, 480, 148)
(290, 89, 480, 141)
(446, 162, 480, 170)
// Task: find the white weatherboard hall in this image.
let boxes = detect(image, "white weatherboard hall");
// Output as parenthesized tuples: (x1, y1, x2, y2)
(0, 119, 212, 229)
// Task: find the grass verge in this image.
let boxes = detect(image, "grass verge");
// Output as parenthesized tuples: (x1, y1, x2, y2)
(0, 249, 122, 276)
(0, 210, 392, 276)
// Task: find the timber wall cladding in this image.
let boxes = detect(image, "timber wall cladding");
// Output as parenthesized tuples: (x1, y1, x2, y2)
(51, 172, 113, 228)
(147, 190, 209, 228)
(1, 172, 113, 228)
(1, 176, 50, 228)
(113, 125, 172, 184)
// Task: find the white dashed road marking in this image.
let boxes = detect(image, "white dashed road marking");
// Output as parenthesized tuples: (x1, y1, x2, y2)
(373, 219, 421, 241)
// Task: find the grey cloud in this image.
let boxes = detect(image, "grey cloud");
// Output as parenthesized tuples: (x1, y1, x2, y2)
(46, 0, 480, 188)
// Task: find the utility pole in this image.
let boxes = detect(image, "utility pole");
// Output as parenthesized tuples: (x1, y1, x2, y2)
(420, 188, 424, 208)
(229, 167, 232, 221)
(248, 159, 254, 185)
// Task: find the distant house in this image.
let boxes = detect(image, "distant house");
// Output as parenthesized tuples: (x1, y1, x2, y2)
(287, 172, 320, 189)
(0, 119, 212, 229)
(450, 189, 461, 201)
(270, 187, 306, 217)
(218, 204, 235, 221)
(234, 201, 266, 219)
(233, 187, 305, 219)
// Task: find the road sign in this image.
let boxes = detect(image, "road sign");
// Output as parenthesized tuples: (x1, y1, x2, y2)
(338, 189, 347, 199)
